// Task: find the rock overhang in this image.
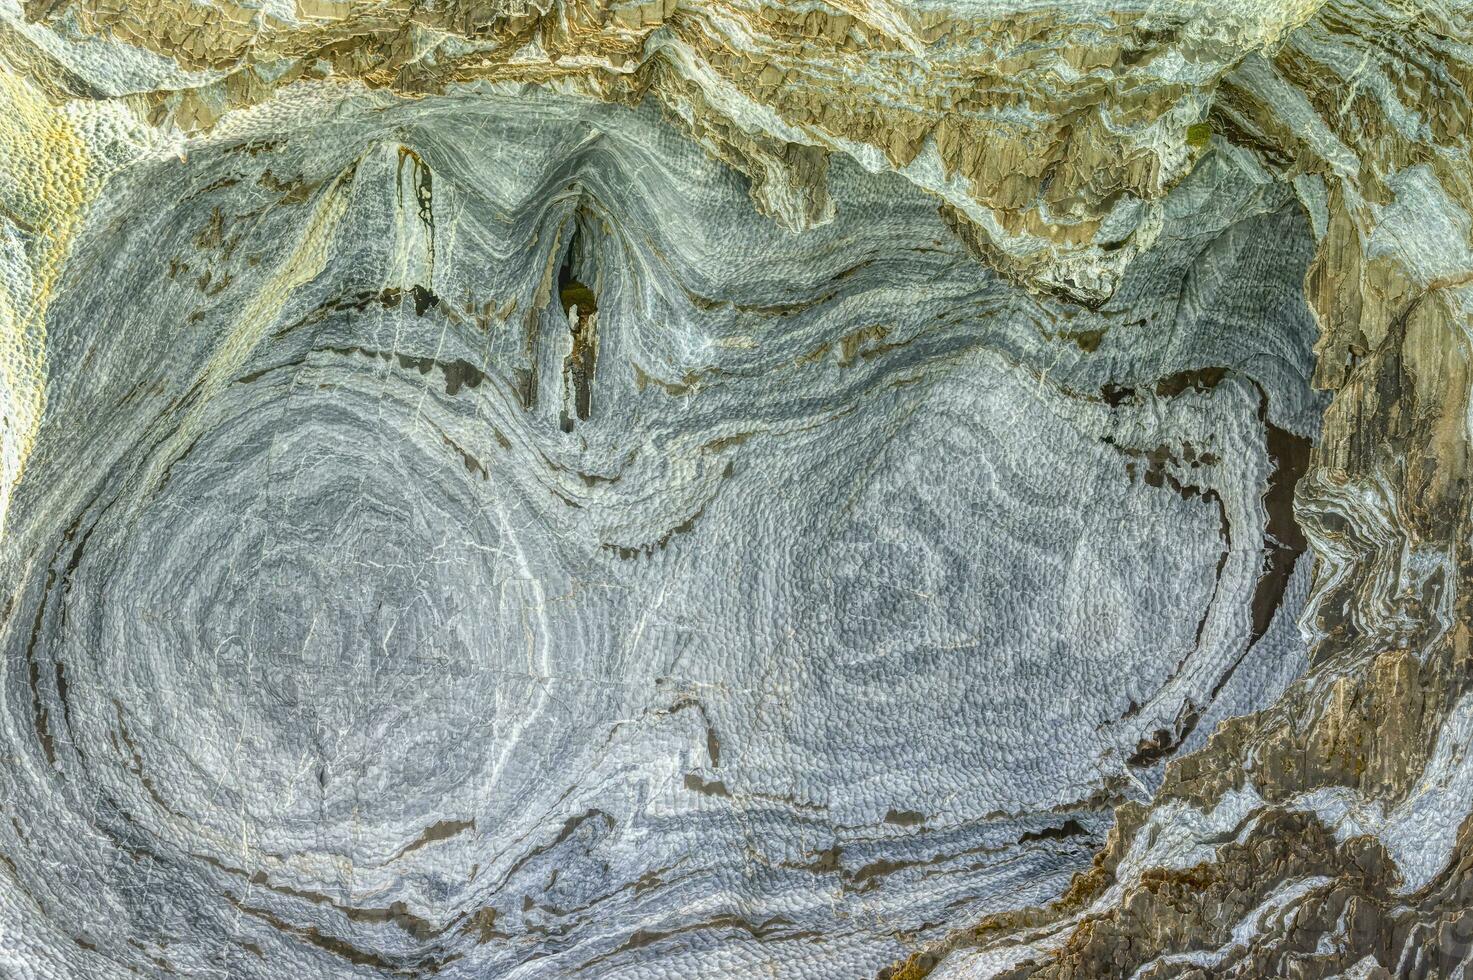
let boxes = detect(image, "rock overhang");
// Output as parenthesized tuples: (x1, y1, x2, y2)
(0, 3, 1469, 978)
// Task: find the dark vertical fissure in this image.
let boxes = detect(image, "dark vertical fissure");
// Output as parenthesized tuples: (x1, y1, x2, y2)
(557, 218, 599, 433)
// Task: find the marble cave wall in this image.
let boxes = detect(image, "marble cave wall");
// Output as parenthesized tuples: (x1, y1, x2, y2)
(0, 1, 1469, 978)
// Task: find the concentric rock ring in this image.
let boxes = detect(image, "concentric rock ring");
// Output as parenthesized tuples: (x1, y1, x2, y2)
(2, 90, 1326, 977)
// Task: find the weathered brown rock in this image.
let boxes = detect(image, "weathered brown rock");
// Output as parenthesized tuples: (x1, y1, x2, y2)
(0, 0, 1470, 976)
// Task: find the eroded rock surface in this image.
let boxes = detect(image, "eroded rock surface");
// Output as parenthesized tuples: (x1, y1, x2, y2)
(0, 2, 1468, 978)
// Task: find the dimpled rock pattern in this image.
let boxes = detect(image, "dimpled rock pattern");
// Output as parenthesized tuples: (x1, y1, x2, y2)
(0, 3, 1470, 980)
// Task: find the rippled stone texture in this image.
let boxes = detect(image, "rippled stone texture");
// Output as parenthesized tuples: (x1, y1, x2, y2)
(0, 2, 1469, 979)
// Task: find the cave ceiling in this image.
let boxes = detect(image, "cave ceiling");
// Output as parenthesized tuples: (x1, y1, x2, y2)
(0, 1, 1470, 978)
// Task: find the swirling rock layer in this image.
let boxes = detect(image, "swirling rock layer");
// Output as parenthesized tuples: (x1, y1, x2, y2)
(0, 1, 1469, 978)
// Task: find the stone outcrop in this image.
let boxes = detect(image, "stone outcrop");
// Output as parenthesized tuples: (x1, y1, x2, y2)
(0, 1, 1468, 977)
